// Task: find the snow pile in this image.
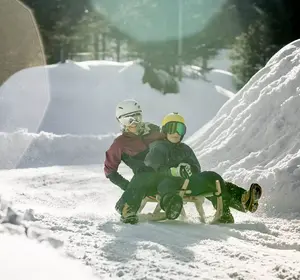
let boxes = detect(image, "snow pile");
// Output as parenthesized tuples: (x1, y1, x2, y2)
(0, 52, 235, 137)
(0, 196, 98, 280)
(0, 233, 98, 280)
(0, 130, 116, 169)
(187, 39, 300, 215)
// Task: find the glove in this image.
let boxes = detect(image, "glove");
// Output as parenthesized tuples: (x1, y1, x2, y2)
(170, 163, 193, 179)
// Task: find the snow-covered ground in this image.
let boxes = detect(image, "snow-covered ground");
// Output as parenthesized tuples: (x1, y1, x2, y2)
(0, 233, 99, 280)
(0, 166, 300, 279)
(1, 41, 300, 279)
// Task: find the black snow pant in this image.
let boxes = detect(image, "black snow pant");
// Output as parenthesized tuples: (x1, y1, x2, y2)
(115, 171, 247, 215)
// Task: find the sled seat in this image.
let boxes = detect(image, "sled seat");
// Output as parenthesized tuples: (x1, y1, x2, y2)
(138, 193, 211, 223)
(138, 180, 223, 224)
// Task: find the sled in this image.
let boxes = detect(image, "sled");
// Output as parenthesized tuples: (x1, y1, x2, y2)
(138, 179, 222, 223)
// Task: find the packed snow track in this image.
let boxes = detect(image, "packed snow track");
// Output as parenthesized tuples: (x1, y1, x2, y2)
(1, 166, 299, 280)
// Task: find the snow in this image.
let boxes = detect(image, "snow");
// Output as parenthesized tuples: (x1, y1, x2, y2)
(0, 51, 235, 169)
(0, 233, 98, 280)
(0, 166, 300, 280)
(0, 41, 300, 279)
(214, 85, 235, 99)
(187, 39, 300, 215)
(0, 130, 116, 169)
(0, 53, 234, 137)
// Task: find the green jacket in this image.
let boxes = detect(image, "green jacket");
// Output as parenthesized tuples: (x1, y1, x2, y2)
(144, 140, 201, 176)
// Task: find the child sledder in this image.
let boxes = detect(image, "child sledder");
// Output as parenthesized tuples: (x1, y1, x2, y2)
(114, 112, 262, 224)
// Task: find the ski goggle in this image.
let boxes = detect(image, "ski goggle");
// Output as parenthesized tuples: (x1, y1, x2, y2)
(162, 122, 186, 136)
(118, 112, 142, 126)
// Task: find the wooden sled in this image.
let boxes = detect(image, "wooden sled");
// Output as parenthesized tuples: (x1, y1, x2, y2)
(138, 179, 222, 223)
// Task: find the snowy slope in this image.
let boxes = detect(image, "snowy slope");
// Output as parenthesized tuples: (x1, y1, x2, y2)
(0, 166, 299, 280)
(187, 39, 300, 215)
(0, 53, 234, 137)
(0, 51, 236, 169)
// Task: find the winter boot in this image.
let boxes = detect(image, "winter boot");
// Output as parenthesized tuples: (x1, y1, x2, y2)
(120, 214, 138, 224)
(116, 202, 138, 225)
(160, 193, 183, 220)
(217, 208, 234, 224)
(241, 183, 262, 213)
(211, 201, 235, 224)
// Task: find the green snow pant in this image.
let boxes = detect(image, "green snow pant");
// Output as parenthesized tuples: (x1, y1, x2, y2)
(157, 171, 247, 212)
(115, 172, 164, 214)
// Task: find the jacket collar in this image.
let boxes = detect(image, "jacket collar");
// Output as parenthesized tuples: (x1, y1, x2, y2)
(123, 123, 151, 137)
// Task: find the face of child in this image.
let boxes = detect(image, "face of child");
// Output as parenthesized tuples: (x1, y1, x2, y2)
(166, 132, 181, 143)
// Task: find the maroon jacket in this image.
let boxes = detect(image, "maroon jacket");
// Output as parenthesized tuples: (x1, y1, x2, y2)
(104, 123, 165, 190)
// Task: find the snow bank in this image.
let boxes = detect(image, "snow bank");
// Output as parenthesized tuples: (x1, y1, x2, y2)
(0, 130, 116, 169)
(0, 53, 235, 137)
(187, 39, 300, 215)
(0, 234, 98, 280)
(0, 220, 98, 280)
(0, 195, 98, 280)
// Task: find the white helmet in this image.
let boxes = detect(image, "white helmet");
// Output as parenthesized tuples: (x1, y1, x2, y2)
(115, 99, 143, 126)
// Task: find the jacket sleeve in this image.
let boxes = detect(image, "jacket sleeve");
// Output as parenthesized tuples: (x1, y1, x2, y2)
(147, 123, 160, 132)
(104, 140, 129, 190)
(144, 141, 171, 176)
(186, 145, 201, 173)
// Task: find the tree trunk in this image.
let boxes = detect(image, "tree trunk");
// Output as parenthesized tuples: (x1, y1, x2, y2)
(101, 33, 106, 60)
(202, 55, 208, 70)
(116, 37, 121, 62)
(60, 44, 65, 63)
(93, 32, 99, 60)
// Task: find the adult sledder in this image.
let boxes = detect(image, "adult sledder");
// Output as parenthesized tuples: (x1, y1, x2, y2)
(116, 112, 262, 224)
(104, 99, 166, 224)
(104, 99, 165, 190)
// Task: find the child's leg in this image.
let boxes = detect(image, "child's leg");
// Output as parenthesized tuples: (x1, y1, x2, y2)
(225, 181, 262, 213)
(188, 171, 234, 223)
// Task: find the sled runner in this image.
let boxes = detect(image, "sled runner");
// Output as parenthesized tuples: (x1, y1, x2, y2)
(138, 179, 223, 223)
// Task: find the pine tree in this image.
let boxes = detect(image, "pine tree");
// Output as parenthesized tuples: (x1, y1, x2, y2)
(229, 16, 277, 89)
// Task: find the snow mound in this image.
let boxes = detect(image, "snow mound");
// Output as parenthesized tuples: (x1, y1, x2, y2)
(187, 39, 300, 215)
(0, 196, 98, 280)
(0, 55, 235, 137)
(0, 130, 116, 169)
(0, 233, 98, 280)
